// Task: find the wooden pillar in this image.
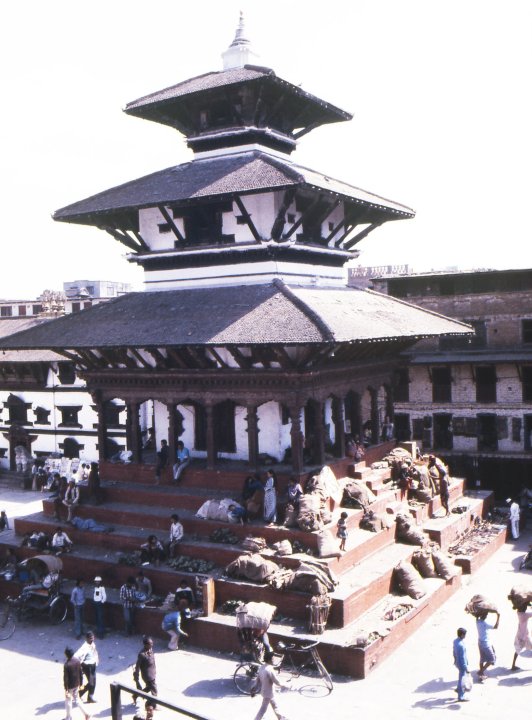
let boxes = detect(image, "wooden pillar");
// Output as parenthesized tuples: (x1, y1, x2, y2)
(289, 405, 304, 475)
(370, 388, 379, 445)
(94, 397, 108, 464)
(314, 399, 326, 467)
(167, 402, 177, 469)
(128, 402, 142, 464)
(205, 402, 216, 470)
(246, 404, 259, 471)
(332, 396, 346, 458)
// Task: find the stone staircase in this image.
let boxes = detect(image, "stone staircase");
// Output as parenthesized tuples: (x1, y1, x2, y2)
(0, 450, 505, 678)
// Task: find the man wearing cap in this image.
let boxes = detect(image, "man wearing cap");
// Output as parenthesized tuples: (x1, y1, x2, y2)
(75, 631, 99, 703)
(508, 497, 520, 539)
(92, 576, 106, 638)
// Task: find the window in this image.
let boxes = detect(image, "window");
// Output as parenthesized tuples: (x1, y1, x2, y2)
(58, 406, 82, 427)
(236, 215, 247, 225)
(58, 363, 76, 385)
(0, 306, 12, 317)
(6, 395, 28, 424)
(34, 407, 51, 425)
(523, 367, 532, 402)
(394, 368, 410, 402)
(475, 366, 497, 403)
(103, 401, 124, 427)
(83, 302, 92, 310)
(158, 223, 171, 234)
(477, 414, 498, 451)
(18, 306, 27, 316)
(71, 302, 80, 313)
(32, 304, 42, 315)
(287, 213, 296, 224)
(522, 320, 532, 344)
(431, 367, 452, 403)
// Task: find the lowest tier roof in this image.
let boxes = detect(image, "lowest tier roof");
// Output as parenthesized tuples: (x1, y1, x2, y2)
(0, 282, 471, 351)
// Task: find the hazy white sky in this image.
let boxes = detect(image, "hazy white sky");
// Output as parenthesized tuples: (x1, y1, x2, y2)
(2, 0, 531, 299)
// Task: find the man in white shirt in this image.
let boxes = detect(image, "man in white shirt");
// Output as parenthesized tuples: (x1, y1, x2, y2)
(508, 497, 520, 539)
(252, 651, 290, 720)
(75, 630, 99, 703)
(167, 514, 184, 559)
(52, 526, 73, 554)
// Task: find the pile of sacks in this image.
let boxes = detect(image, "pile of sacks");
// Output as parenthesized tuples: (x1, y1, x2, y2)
(465, 593, 498, 616)
(290, 466, 342, 532)
(394, 546, 459, 600)
(395, 512, 427, 546)
(225, 553, 338, 596)
(342, 479, 377, 511)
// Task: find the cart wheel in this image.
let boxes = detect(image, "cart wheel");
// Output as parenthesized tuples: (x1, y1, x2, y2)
(0, 602, 16, 640)
(49, 596, 67, 624)
(233, 662, 259, 695)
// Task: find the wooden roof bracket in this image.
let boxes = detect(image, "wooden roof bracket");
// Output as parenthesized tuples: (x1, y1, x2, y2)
(283, 195, 323, 241)
(342, 221, 382, 250)
(234, 195, 262, 242)
(158, 205, 185, 244)
(271, 188, 297, 240)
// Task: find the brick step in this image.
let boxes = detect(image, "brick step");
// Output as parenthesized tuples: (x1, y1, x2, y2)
(422, 491, 493, 549)
(327, 540, 421, 627)
(86, 481, 230, 512)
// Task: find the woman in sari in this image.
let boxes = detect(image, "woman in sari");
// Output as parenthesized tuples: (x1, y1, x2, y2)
(263, 469, 278, 524)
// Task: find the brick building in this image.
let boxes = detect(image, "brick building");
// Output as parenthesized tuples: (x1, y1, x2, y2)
(371, 267, 532, 498)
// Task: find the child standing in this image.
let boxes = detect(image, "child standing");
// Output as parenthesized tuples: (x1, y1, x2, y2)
(337, 511, 348, 551)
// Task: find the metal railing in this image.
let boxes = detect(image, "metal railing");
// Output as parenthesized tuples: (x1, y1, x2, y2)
(110, 682, 215, 720)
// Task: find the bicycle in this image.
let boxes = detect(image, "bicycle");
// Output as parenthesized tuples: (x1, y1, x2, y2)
(275, 640, 333, 696)
(0, 601, 16, 641)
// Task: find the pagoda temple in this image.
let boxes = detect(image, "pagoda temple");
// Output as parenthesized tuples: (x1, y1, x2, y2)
(1, 16, 469, 478)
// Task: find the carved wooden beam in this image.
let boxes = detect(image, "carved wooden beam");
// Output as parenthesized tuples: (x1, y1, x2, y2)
(270, 345, 295, 370)
(226, 346, 252, 369)
(206, 347, 229, 369)
(145, 347, 168, 369)
(333, 222, 355, 248)
(102, 226, 142, 253)
(325, 217, 346, 244)
(342, 222, 382, 250)
(130, 229, 149, 252)
(165, 347, 189, 370)
(293, 121, 321, 140)
(158, 205, 185, 244)
(271, 188, 297, 241)
(234, 195, 261, 242)
(128, 347, 153, 370)
(283, 195, 323, 241)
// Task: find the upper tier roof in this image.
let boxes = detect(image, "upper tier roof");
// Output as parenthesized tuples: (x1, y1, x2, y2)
(0, 281, 471, 350)
(124, 65, 352, 142)
(53, 150, 414, 229)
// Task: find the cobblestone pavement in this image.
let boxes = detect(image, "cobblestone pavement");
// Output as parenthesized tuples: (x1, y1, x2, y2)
(0, 489, 530, 720)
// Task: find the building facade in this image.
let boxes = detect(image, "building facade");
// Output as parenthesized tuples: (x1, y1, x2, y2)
(371, 268, 532, 497)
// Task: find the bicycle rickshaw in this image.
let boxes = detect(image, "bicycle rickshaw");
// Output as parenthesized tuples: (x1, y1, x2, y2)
(0, 554, 68, 638)
(232, 601, 333, 697)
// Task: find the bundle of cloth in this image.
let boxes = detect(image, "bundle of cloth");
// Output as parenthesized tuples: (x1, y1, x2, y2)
(196, 498, 245, 523)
